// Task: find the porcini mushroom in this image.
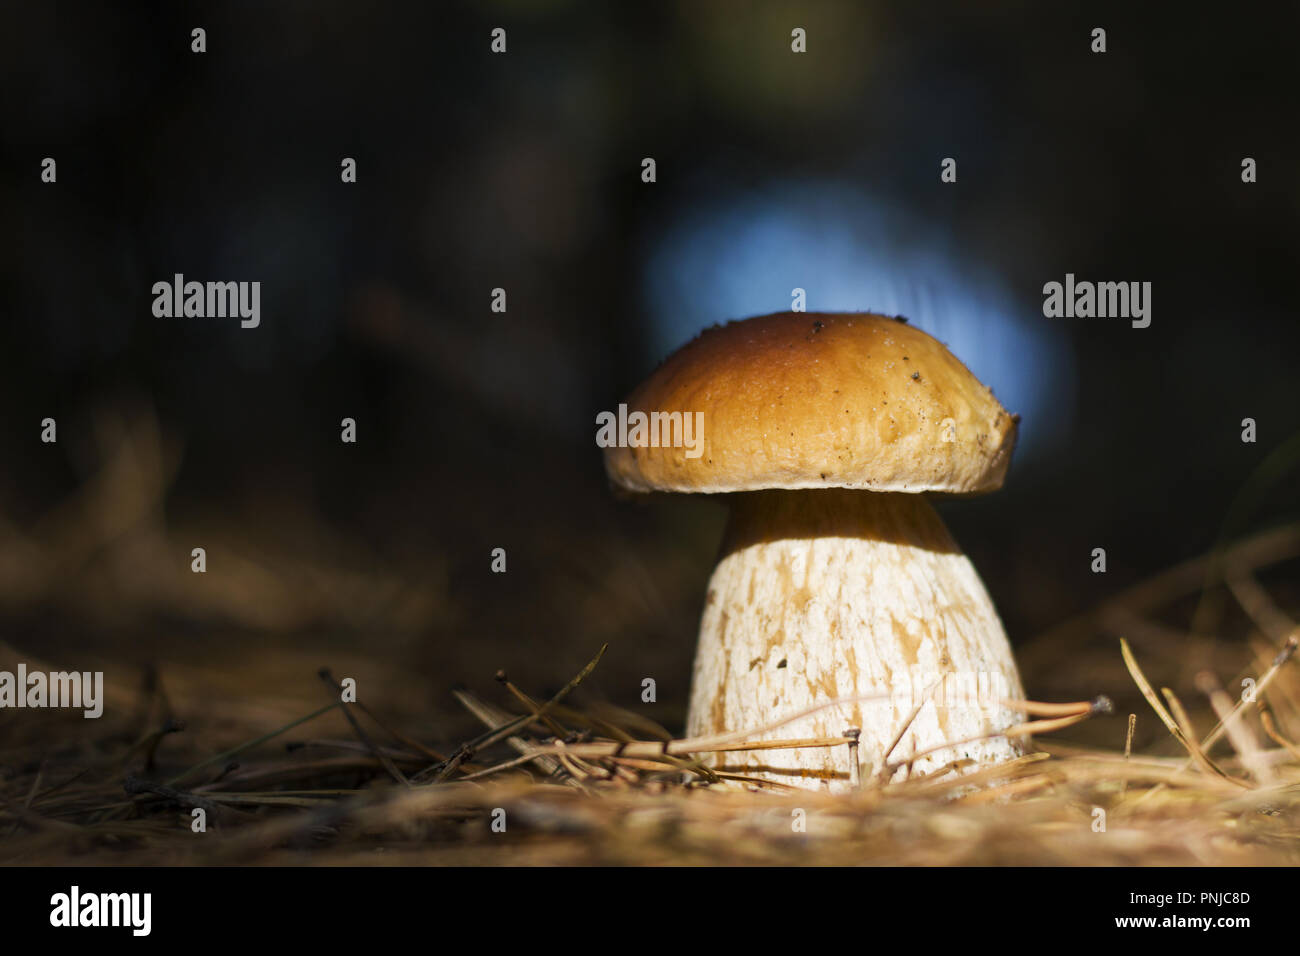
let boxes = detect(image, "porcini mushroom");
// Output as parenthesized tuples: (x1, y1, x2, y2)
(605, 311, 1025, 791)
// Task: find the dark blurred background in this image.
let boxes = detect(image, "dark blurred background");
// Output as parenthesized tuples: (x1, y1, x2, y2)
(2, 1, 1298, 743)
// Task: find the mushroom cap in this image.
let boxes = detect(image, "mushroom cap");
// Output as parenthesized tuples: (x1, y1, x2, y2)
(604, 311, 1018, 495)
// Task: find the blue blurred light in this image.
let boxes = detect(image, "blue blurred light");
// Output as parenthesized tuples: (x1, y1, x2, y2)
(640, 181, 1074, 462)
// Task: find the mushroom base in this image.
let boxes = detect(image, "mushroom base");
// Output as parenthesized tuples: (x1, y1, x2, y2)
(686, 489, 1026, 791)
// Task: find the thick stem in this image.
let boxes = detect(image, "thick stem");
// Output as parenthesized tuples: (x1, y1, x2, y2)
(686, 489, 1026, 791)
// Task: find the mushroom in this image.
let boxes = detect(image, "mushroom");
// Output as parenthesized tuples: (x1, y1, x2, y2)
(604, 311, 1026, 791)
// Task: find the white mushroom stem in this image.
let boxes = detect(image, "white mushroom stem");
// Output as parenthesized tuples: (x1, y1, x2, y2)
(685, 489, 1026, 791)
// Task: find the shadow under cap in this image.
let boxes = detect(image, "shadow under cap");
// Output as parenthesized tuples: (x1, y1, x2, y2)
(717, 488, 963, 559)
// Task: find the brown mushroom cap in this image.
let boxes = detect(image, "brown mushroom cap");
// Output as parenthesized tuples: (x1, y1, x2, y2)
(604, 311, 1018, 494)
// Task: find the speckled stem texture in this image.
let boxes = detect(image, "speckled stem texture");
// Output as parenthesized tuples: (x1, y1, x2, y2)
(686, 489, 1026, 791)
